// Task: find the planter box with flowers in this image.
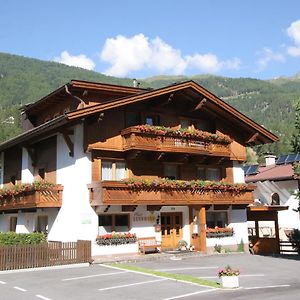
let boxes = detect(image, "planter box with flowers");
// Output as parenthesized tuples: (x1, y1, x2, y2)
(206, 227, 234, 238)
(96, 232, 137, 246)
(121, 124, 232, 156)
(219, 265, 240, 288)
(0, 181, 63, 210)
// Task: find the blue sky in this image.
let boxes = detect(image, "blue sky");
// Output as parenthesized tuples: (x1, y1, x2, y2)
(1, 0, 300, 79)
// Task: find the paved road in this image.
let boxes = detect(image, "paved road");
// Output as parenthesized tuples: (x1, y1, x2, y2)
(0, 253, 299, 299)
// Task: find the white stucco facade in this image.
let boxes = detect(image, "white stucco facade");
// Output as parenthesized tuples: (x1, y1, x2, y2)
(21, 147, 34, 183)
(48, 123, 98, 242)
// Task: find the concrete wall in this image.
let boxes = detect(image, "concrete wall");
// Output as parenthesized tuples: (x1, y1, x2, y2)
(21, 147, 34, 183)
(233, 161, 245, 183)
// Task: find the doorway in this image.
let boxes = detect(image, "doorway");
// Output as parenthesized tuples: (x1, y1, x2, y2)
(161, 212, 183, 250)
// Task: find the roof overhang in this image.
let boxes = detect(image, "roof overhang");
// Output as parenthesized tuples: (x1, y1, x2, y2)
(65, 80, 278, 144)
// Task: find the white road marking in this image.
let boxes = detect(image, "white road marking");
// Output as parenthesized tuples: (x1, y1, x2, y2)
(36, 295, 52, 300)
(244, 284, 291, 290)
(98, 278, 167, 291)
(100, 264, 216, 289)
(162, 289, 218, 300)
(13, 286, 27, 292)
(157, 267, 219, 271)
(0, 280, 6, 284)
(62, 271, 128, 281)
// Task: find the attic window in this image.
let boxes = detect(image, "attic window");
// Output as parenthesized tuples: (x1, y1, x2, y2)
(271, 193, 280, 205)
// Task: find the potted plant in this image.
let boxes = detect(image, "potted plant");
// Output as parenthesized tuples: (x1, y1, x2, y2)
(178, 240, 188, 251)
(218, 265, 240, 288)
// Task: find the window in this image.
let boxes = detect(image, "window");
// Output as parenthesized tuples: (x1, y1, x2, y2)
(207, 168, 221, 181)
(9, 217, 17, 232)
(36, 216, 48, 234)
(271, 193, 280, 205)
(145, 114, 160, 126)
(206, 211, 228, 228)
(197, 167, 221, 181)
(126, 112, 140, 127)
(101, 161, 113, 180)
(164, 164, 178, 180)
(98, 214, 130, 232)
(10, 175, 16, 185)
(38, 168, 45, 180)
(197, 168, 206, 180)
(101, 161, 127, 181)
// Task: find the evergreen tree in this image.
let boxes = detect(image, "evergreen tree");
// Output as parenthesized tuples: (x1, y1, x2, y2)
(291, 101, 300, 153)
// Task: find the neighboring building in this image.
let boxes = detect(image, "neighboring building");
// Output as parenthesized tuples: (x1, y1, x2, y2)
(0, 80, 277, 255)
(245, 154, 300, 239)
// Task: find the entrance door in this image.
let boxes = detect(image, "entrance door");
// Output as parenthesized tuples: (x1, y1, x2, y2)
(161, 212, 183, 250)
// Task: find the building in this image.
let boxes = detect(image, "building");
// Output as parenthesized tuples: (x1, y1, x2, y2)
(245, 154, 300, 240)
(0, 80, 277, 255)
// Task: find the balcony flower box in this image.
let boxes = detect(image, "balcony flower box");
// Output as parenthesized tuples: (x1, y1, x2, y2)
(219, 266, 240, 288)
(132, 124, 232, 144)
(206, 227, 234, 238)
(96, 232, 137, 246)
(124, 178, 249, 195)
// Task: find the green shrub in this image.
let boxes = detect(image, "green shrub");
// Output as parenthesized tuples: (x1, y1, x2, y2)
(237, 239, 244, 252)
(0, 232, 47, 245)
(289, 229, 300, 254)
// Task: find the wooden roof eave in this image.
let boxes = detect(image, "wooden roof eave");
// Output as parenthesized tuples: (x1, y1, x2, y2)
(65, 80, 278, 144)
(0, 115, 70, 152)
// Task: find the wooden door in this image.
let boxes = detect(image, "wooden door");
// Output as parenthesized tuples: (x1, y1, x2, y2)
(161, 212, 183, 250)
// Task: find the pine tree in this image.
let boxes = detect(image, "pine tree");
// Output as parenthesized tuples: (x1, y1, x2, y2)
(291, 101, 300, 153)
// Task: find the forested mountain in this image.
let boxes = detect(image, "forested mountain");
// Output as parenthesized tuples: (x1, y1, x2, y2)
(0, 52, 299, 158)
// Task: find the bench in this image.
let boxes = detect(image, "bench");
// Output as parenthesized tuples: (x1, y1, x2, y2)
(138, 237, 161, 254)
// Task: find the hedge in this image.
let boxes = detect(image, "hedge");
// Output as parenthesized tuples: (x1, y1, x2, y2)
(0, 232, 47, 245)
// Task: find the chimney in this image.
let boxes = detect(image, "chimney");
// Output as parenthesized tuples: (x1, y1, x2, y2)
(264, 154, 276, 166)
(133, 79, 138, 88)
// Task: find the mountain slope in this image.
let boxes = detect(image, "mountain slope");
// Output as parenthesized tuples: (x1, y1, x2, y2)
(0, 52, 299, 156)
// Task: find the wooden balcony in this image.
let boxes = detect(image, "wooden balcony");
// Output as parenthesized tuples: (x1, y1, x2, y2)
(89, 181, 254, 206)
(0, 186, 63, 211)
(121, 127, 231, 157)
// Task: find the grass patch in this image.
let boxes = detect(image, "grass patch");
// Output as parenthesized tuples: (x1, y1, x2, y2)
(109, 263, 220, 288)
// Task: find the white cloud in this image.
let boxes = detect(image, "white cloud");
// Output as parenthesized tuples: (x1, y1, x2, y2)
(53, 51, 95, 70)
(257, 47, 285, 70)
(100, 34, 241, 77)
(287, 20, 300, 57)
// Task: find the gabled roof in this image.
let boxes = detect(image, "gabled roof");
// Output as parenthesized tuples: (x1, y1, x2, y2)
(0, 80, 278, 151)
(245, 164, 296, 183)
(66, 80, 278, 143)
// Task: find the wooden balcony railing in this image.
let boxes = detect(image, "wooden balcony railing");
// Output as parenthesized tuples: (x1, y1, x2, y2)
(89, 181, 254, 206)
(0, 186, 63, 211)
(121, 126, 231, 157)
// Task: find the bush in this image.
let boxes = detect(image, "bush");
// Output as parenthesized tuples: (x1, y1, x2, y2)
(0, 232, 47, 245)
(289, 229, 300, 254)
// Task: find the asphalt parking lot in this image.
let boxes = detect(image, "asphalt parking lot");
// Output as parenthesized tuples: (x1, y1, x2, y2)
(0, 253, 299, 300)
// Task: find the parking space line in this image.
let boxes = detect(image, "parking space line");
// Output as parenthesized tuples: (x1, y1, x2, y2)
(14, 286, 27, 292)
(244, 284, 291, 290)
(101, 264, 217, 289)
(0, 280, 6, 284)
(162, 288, 218, 300)
(157, 267, 219, 271)
(98, 278, 167, 291)
(36, 295, 51, 300)
(62, 271, 128, 281)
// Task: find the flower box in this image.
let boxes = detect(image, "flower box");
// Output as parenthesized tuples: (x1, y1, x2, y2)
(221, 275, 239, 288)
(219, 265, 240, 288)
(96, 233, 137, 246)
(206, 227, 234, 238)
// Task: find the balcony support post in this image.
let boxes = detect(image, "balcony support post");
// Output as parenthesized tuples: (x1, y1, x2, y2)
(199, 206, 207, 253)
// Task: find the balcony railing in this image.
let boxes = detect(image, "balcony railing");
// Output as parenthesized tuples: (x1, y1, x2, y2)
(121, 126, 231, 157)
(89, 180, 254, 206)
(0, 185, 63, 211)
